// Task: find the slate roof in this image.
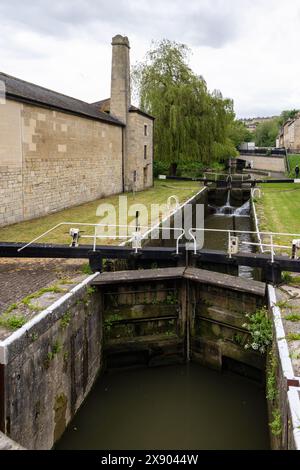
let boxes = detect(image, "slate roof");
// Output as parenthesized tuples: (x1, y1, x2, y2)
(0, 72, 124, 126)
(91, 98, 155, 120)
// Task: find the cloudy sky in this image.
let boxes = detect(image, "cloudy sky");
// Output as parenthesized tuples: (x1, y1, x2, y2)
(0, 0, 299, 118)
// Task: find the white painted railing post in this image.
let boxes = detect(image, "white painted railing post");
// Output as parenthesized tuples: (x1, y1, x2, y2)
(270, 234, 274, 263)
(93, 226, 97, 252)
(228, 230, 232, 258)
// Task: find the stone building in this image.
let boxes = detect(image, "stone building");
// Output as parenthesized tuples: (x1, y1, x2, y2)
(240, 116, 277, 134)
(278, 114, 300, 152)
(0, 35, 154, 227)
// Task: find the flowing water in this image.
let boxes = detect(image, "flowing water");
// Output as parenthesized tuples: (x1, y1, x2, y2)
(56, 364, 269, 450)
(205, 190, 253, 279)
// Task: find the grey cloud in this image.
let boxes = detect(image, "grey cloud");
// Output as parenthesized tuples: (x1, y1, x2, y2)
(0, 34, 46, 60)
(0, 0, 251, 48)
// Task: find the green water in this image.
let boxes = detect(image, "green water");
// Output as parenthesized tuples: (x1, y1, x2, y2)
(56, 363, 269, 450)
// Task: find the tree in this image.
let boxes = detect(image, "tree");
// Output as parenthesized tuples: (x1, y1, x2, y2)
(278, 109, 299, 126)
(254, 119, 279, 147)
(132, 40, 237, 175)
(227, 120, 252, 148)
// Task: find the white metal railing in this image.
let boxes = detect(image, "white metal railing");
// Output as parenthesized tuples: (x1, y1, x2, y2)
(17, 222, 186, 255)
(17, 222, 150, 253)
(251, 187, 261, 199)
(16, 221, 300, 262)
(167, 195, 180, 211)
(188, 227, 300, 263)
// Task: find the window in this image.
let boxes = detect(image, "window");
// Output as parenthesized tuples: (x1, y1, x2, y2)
(133, 170, 137, 182)
(144, 145, 147, 159)
(143, 166, 148, 186)
(144, 124, 147, 136)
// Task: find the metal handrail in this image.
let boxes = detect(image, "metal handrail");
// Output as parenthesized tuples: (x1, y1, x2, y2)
(251, 187, 261, 199)
(167, 195, 180, 211)
(17, 222, 151, 253)
(17, 222, 186, 255)
(140, 226, 185, 255)
(188, 227, 300, 262)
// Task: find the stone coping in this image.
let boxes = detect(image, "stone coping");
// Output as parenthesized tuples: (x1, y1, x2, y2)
(0, 272, 99, 365)
(0, 431, 24, 450)
(268, 285, 300, 450)
(93, 266, 266, 297)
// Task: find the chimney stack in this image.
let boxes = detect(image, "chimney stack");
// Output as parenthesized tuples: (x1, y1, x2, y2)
(110, 35, 131, 124)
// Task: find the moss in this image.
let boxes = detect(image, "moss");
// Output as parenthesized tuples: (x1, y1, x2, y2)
(0, 314, 26, 330)
(165, 292, 178, 305)
(59, 278, 75, 285)
(3, 303, 18, 315)
(54, 393, 68, 441)
(286, 332, 300, 341)
(82, 263, 93, 275)
(281, 271, 293, 284)
(269, 408, 282, 437)
(275, 300, 289, 309)
(104, 313, 122, 333)
(86, 286, 96, 295)
(63, 351, 69, 362)
(60, 312, 71, 329)
(30, 332, 38, 342)
(284, 314, 300, 322)
(266, 350, 278, 402)
(290, 351, 300, 360)
(22, 285, 66, 310)
(44, 340, 62, 368)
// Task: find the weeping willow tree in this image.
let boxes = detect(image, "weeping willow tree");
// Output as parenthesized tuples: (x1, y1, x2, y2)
(132, 40, 237, 174)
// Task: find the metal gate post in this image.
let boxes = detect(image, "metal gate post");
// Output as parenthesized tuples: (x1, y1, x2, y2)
(88, 252, 103, 273)
(264, 261, 282, 285)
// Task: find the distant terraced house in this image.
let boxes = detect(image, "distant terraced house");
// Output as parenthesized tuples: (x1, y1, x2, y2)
(0, 35, 154, 227)
(278, 114, 300, 152)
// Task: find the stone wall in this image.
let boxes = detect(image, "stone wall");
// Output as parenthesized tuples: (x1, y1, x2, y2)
(0, 274, 103, 450)
(267, 285, 300, 450)
(0, 101, 24, 226)
(239, 154, 286, 172)
(126, 111, 153, 191)
(0, 99, 123, 227)
(293, 119, 300, 150)
(0, 266, 268, 449)
(282, 118, 300, 151)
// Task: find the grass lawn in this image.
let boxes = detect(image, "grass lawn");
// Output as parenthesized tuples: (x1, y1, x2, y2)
(0, 179, 202, 245)
(287, 154, 300, 177)
(255, 183, 300, 249)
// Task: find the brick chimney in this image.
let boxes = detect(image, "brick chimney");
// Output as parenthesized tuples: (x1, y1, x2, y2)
(110, 35, 131, 124)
